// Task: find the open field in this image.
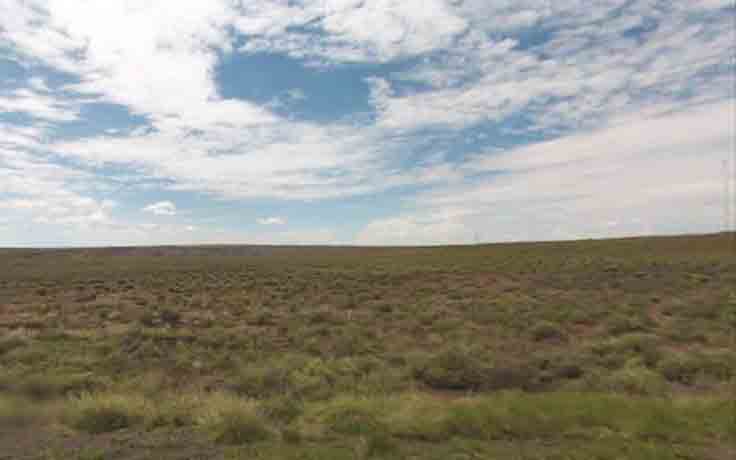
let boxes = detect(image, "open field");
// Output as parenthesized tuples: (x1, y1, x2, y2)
(1, 233, 735, 459)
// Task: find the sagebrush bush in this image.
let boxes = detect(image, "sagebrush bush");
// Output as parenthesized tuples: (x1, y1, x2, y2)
(0, 337, 26, 356)
(415, 347, 487, 391)
(659, 355, 701, 385)
(530, 321, 567, 342)
(65, 393, 148, 434)
(318, 395, 397, 457)
(16, 373, 102, 401)
(210, 408, 272, 444)
(603, 364, 668, 396)
(260, 396, 303, 424)
(590, 333, 662, 370)
(605, 314, 649, 336)
(659, 351, 735, 385)
(194, 393, 272, 445)
(232, 365, 290, 398)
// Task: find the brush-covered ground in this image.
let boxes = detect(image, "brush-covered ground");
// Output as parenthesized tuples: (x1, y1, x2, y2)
(0, 234, 734, 459)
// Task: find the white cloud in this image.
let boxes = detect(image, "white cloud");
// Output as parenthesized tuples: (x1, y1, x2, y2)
(0, 88, 79, 121)
(358, 101, 734, 245)
(142, 201, 177, 216)
(257, 217, 286, 226)
(467, 102, 733, 173)
(0, 137, 116, 231)
(235, 0, 467, 63)
(373, 4, 734, 133)
(2, 0, 274, 130)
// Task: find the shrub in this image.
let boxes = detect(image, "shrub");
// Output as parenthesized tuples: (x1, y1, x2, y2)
(325, 405, 383, 436)
(485, 362, 540, 391)
(282, 427, 302, 444)
(196, 394, 272, 445)
(697, 349, 736, 380)
(590, 334, 663, 370)
(605, 314, 649, 336)
(139, 311, 158, 328)
(260, 396, 303, 424)
(602, 364, 668, 396)
(210, 408, 272, 444)
(659, 355, 702, 385)
(530, 321, 567, 343)
(65, 393, 147, 434)
(659, 351, 735, 385)
(320, 396, 395, 457)
(232, 365, 290, 398)
(529, 353, 585, 389)
(159, 308, 181, 326)
(365, 429, 396, 457)
(17, 373, 102, 401)
(0, 337, 26, 356)
(415, 347, 487, 391)
(288, 358, 343, 400)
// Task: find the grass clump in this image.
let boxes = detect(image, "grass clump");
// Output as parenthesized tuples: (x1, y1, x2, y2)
(602, 363, 668, 396)
(435, 392, 733, 444)
(659, 350, 735, 385)
(590, 333, 663, 370)
(415, 347, 487, 391)
(64, 393, 148, 434)
(232, 364, 291, 398)
(606, 314, 650, 336)
(195, 393, 273, 445)
(319, 396, 397, 457)
(260, 396, 304, 424)
(321, 398, 387, 436)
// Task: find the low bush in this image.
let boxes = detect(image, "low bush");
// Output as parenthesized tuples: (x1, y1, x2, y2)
(605, 314, 650, 336)
(659, 351, 735, 385)
(414, 347, 487, 391)
(0, 337, 26, 356)
(260, 396, 304, 424)
(209, 408, 272, 444)
(195, 393, 272, 445)
(590, 333, 663, 369)
(16, 373, 103, 401)
(602, 364, 668, 396)
(530, 321, 567, 343)
(64, 393, 148, 434)
(232, 365, 290, 398)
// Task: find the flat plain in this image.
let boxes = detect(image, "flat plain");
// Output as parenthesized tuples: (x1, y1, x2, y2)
(0, 233, 734, 459)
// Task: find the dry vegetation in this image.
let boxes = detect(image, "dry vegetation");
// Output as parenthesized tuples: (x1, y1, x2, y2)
(0, 233, 734, 459)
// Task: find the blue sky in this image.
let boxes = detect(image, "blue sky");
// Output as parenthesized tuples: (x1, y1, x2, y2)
(0, 0, 734, 247)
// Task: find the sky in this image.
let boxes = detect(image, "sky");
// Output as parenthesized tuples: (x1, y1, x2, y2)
(0, 0, 734, 247)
